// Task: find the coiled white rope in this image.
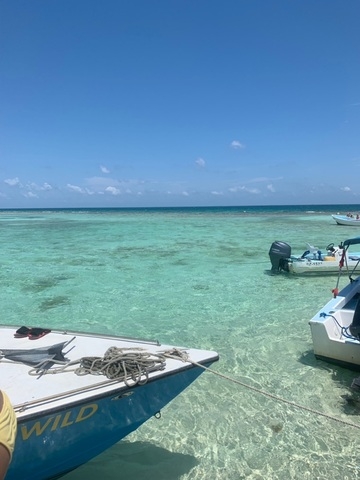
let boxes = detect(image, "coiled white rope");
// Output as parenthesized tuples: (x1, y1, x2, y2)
(76, 347, 167, 387)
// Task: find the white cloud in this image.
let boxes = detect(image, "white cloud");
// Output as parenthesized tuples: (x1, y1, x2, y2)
(27, 182, 53, 191)
(230, 140, 245, 149)
(182, 191, 189, 196)
(211, 191, 223, 195)
(85, 176, 120, 189)
(341, 186, 351, 192)
(4, 177, 22, 187)
(86, 177, 109, 187)
(245, 187, 261, 194)
(100, 165, 110, 174)
(67, 184, 85, 193)
(231, 186, 260, 194)
(267, 184, 275, 192)
(105, 186, 121, 195)
(249, 176, 283, 184)
(23, 191, 38, 198)
(84, 176, 149, 195)
(195, 157, 206, 168)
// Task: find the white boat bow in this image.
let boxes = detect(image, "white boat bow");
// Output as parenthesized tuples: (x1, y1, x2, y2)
(1, 326, 219, 480)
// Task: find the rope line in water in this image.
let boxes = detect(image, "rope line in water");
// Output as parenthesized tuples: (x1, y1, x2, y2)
(163, 349, 360, 431)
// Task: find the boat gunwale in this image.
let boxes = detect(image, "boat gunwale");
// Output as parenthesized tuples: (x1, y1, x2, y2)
(0, 324, 161, 347)
(14, 358, 220, 421)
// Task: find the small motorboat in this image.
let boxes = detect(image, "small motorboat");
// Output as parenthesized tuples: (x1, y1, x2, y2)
(1, 325, 219, 480)
(332, 214, 360, 226)
(269, 240, 360, 275)
(308, 236, 360, 370)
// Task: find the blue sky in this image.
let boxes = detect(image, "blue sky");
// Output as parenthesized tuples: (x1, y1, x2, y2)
(1, 1, 359, 208)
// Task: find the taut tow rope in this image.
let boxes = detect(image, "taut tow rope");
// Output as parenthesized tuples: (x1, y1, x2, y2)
(163, 348, 360, 431)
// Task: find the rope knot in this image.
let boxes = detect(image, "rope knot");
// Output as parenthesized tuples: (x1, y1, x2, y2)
(163, 348, 189, 362)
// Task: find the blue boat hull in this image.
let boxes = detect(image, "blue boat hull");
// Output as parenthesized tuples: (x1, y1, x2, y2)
(7, 363, 212, 480)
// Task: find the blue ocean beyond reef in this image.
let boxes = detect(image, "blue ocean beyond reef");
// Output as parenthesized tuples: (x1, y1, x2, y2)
(2, 204, 360, 480)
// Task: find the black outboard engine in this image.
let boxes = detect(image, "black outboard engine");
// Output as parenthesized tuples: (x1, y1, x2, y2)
(350, 298, 360, 340)
(269, 241, 291, 273)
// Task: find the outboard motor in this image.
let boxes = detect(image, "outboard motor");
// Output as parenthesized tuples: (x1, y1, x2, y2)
(269, 241, 291, 273)
(350, 297, 360, 340)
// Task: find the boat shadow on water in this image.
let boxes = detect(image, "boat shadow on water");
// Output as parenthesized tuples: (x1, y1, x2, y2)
(299, 350, 360, 416)
(62, 441, 199, 480)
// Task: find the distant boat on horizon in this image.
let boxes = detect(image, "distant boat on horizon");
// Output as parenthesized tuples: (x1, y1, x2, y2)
(332, 214, 360, 226)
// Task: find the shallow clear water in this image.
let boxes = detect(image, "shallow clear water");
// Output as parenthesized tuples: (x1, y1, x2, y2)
(2, 206, 360, 480)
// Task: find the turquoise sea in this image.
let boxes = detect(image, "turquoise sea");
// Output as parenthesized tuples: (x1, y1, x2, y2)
(3, 204, 360, 480)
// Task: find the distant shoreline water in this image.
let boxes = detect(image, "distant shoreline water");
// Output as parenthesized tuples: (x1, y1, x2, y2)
(0, 203, 359, 216)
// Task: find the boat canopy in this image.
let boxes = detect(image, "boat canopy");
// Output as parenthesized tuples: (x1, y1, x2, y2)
(343, 237, 360, 247)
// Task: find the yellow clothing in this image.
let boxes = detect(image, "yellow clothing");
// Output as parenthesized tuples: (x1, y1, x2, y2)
(0, 391, 17, 459)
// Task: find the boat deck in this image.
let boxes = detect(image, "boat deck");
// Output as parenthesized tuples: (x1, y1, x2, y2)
(1, 325, 219, 419)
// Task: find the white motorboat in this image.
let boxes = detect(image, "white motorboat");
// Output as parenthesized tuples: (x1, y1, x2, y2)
(332, 214, 360, 226)
(309, 236, 360, 369)
(1, 325, 219, 480)
(269, 240, 360, 275)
